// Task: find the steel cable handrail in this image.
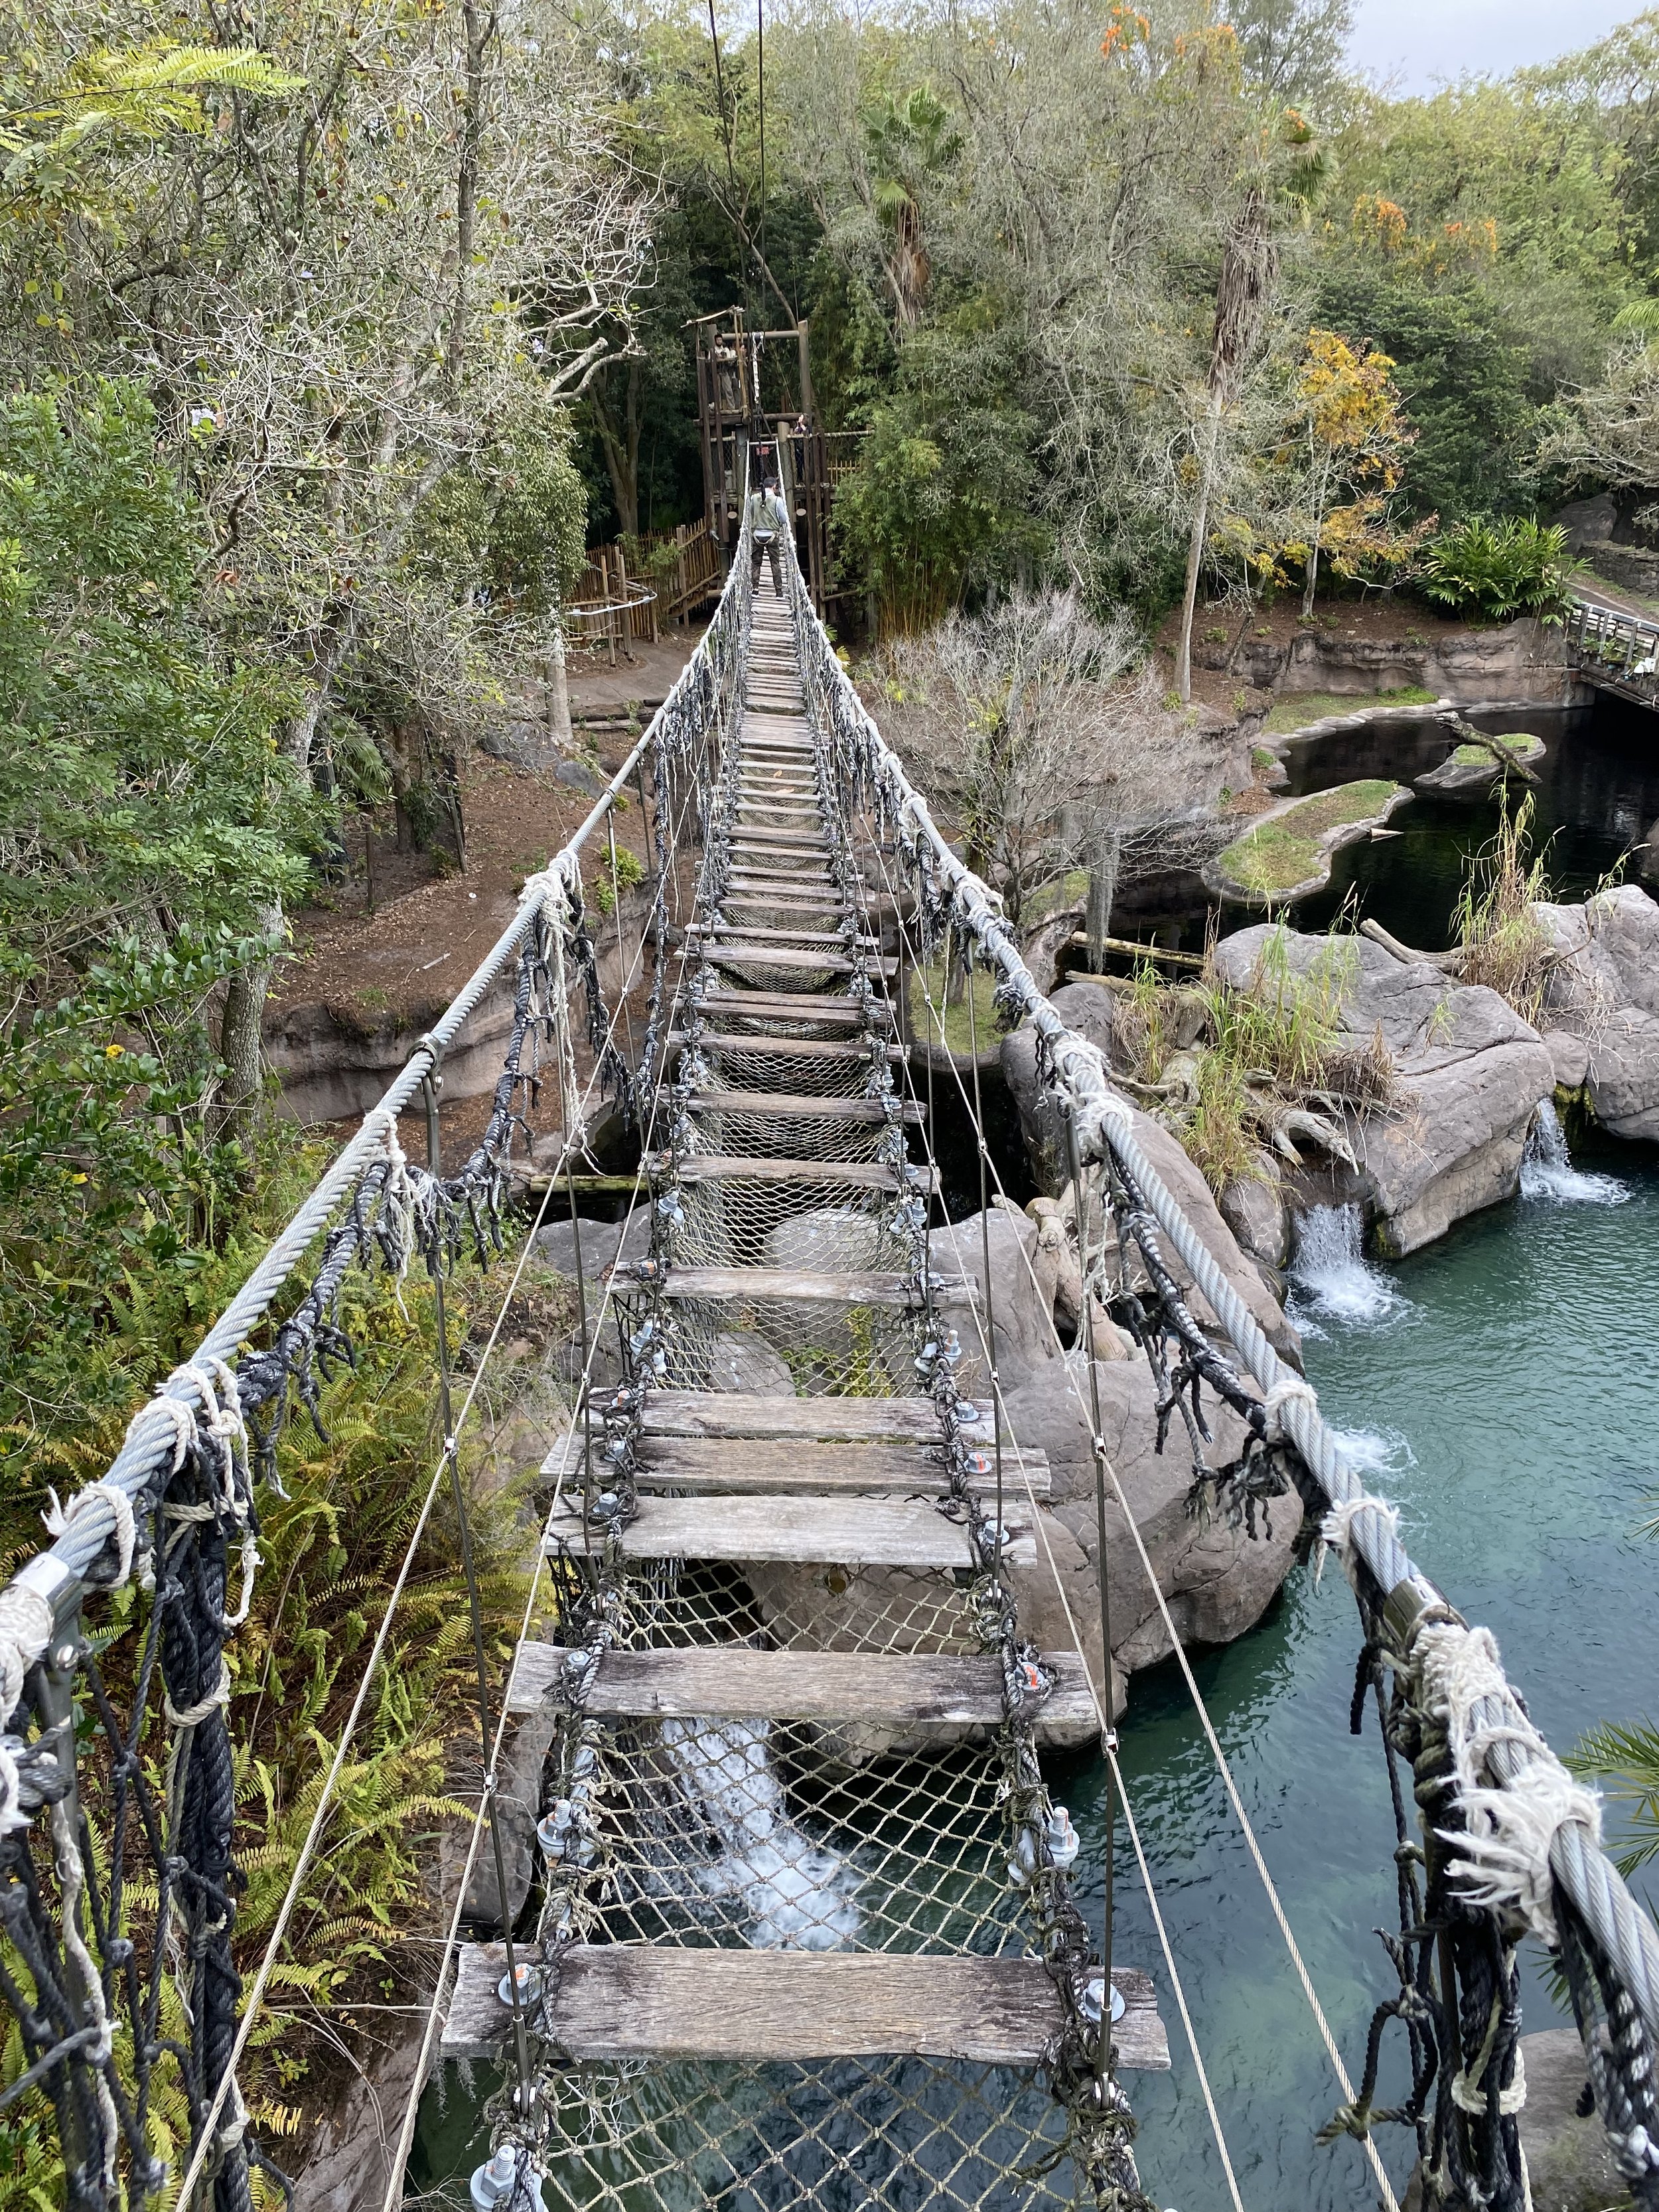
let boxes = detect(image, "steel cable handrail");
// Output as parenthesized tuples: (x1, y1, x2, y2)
(0, 535, 749, 1715)
(788, 552, 1659, 2197)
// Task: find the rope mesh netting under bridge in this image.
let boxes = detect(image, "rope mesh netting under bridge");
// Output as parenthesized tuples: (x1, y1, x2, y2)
(1, 499, 1658, 2212)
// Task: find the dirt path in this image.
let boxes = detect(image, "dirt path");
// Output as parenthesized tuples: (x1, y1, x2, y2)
(271, 628, 703, 1155)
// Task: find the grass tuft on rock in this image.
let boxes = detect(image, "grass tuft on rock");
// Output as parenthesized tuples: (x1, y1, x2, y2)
(1262, 686, 1437, 737)
(1215, 779, 1403, 897)
(1451, 731, 1544, 766)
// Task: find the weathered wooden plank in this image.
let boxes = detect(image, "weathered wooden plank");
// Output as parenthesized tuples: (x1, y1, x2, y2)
(718, 889, 851, 909)
(668, 1031, 905, 1065)
(689, 923, 878, 950)
(691, 991, 885, 1023)
(631, 1390, 995, 1443)
(663, 1155, 935, 1194)
(703, 946, 870, 974)
(687, 1090, 923, 1122)
(610, 1261, 955, 1304)
(727, 829, 834, 851)
(443, 1947, 1167, 2070)
(506, 1644, 1088, 1727)
(628, 1433, 1047, 1499)
(544, 1493, 1033, 1568)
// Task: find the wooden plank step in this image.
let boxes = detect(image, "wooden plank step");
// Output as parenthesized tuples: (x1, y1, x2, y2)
(545, 1493, 1034, 1568)
(691, 991, 887, 1024)
(705, 946, 896, 979)
(631, 1390, 995, 1443)
(610, 1260, 948, 1303)
(667, 1032, 904, 1064)
(689, 922, 875, 949)
(506, 1643, 1086, 1726)
(444, 1948, 1167, 2069)
(727, 831, 834, 853)
(628, 1434, 1048, 1499)
(687, 1089, 922, 1122)
(718, 895, 857, 918)
(662, 1155, 933, 1193)
(721, 871, 843, 889)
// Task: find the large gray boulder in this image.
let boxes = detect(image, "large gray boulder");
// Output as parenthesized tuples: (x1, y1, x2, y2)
(1516, 2028, 1632, 2212)
(1535, 887, 1659, 1140)
(1213, 926, 1553, 1256)
(999, 982, 1120, 1190)
(1001, 1356, 1303, 1688)
(1001, 1005, 1302, 1370)
(929, 1205, 1062, 1395)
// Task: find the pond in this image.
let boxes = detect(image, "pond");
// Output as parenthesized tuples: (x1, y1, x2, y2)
(1052, 1126, 1659, 2209)
(1110, 690, 1659, 958)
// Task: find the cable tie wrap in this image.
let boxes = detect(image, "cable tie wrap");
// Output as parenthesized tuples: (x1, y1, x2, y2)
(1258, 1374, 1317, 1444)
(1450, 2044, 1526, 2116)
(1417, 1618, 1603, 1945)
(1315, 1494, 1401, 1591)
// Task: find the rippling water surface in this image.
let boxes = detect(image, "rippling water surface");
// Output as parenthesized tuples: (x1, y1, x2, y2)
(1056, 1130, 1659, 2210)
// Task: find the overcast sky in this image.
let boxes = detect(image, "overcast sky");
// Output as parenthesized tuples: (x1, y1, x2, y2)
(1346, 0, 1638, 90)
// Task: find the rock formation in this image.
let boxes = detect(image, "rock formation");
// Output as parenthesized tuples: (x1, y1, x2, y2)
(1211, 926, 1553, 1256)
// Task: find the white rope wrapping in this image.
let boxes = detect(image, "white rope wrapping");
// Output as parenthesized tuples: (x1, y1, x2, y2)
(1260, 1374, 1317, 1442)
(42, 1480, 135, 1585)
(1317, 1495, 1403, 1591)
(1451, 2043, 1528, 2116)
(1417, 1619, 1603, 1945)
(0, 1585, 56, 1730)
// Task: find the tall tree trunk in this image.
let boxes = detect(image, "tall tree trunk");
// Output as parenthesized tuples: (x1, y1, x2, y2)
(215, 898, 282, 1142)
(589, 359, 643, 537)
(1303, 537, 1321, 618)
(544, 609, 573, 752)
(1175, 389, 1224, 705)
(1086, 828, 1121, 967)
(1178, 184, 1276, 705)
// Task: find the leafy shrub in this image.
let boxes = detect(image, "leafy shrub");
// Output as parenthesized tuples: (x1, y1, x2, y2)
(1417, 516, 1574, 623)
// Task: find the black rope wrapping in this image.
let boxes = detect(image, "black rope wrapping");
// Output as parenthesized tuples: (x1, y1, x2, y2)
(0, 871, 641, 2205)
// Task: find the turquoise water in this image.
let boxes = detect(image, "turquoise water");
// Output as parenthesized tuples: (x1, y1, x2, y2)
(1053, 1129, 1659, 2210)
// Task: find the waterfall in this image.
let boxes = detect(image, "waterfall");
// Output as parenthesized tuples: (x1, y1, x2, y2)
(660, 1715, 860, 1951)
(1288, 1204, 1404, 1327)
(1521, 1100, 1630, 1206)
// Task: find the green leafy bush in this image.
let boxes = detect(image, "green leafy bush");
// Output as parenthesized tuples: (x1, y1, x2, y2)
(1417, 516, 1574, 622)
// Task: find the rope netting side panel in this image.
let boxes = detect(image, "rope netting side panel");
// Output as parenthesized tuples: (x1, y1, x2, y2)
(480, 551, 1153, 2212)
(784, 551, 1659, 2212)
(0, 555, 752, 2207)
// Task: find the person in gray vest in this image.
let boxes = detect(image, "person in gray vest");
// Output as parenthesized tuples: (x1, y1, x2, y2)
(745, 447, 790, 596)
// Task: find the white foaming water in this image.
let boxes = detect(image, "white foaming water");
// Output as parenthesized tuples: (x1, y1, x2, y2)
(1521, 1100, 1630, 1207)
(1288, 1204, 1404, 1328)
(1328, 1424, 1417, 1479)
(661, 1715, 859, 1951)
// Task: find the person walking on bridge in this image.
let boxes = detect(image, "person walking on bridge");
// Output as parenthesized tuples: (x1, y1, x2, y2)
(745, 448, 790, 597)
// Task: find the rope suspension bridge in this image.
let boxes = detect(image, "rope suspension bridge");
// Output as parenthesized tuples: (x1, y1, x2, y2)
(5, 494, 1659, 2212)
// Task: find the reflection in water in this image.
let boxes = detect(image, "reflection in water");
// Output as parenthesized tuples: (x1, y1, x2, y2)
(1112, 691, 1659, 955)
(1059, 1133, 1659, 2211)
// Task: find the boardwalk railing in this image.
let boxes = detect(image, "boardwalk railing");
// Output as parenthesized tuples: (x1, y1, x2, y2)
(1567, 595, 1659, 708)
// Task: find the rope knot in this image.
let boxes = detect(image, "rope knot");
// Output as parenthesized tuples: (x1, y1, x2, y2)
(1258, 1374, 1316, 1443)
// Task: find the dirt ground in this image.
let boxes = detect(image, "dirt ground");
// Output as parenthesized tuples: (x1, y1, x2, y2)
(277, 631, 702, 1156)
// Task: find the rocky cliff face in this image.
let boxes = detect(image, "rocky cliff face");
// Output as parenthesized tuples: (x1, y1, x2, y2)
(1212, 926, 1554, 1257)
(1217, 615, 1575, 706)
(1534, 886, 1659, 1140)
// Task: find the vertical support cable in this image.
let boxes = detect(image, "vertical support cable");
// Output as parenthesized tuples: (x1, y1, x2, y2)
(1066, 1108, 1118, 2083)
(420, 1072, 536, 2113)
(962, 942, 1004, 1561)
